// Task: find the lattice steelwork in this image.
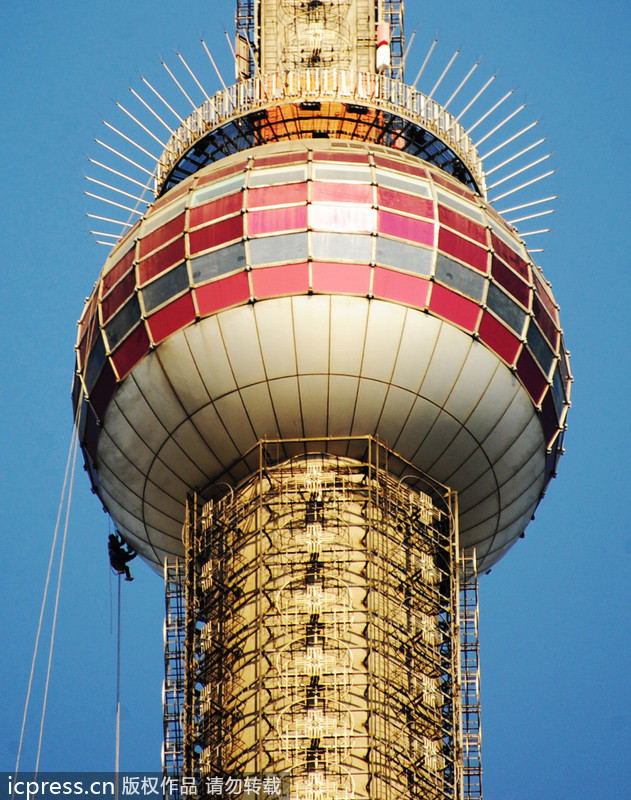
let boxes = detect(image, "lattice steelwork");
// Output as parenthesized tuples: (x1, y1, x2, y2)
(163, 557, 186, 786)
(182, 439, 460, 799)
(460, 551, 483, 800)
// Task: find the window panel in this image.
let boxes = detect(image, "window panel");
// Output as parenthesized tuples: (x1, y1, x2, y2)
(309, 204, 375, 233)
(146, 293, 196, 345)
(84, 334, 107, 393)
(312, 182, 373, 205)
(249, 165, 308, 187)
(195, 160, 248, 187)
(491, 255, 531, 307)
(251, 263, 309, 298)
(516, 347, 548, 405)
(139, 213, 186, 259)
(551, 363, 565, 413)
(189, 192, 243, 228)
(374, 156, 428, 179)
(526, 321, 555, 376)
(375, 168, 432, 197)
(190, 173, 246, 206)
(429, 284, 480, 332)
(438, 228, 488, 272)
(376, 237, 433, 276)
(312, 262, 370, 295)
(249, 205, 308, 235)
(478, 312, 521, 365)
(248, 183, 308, 208)
(486, 283, 527, 335)
(195, 272, 250, 316)
(254, 153, 306, 168)
(110, 324, 150, 382)
(438, 205, 487, 245)
(435, 254, 486, 302)
(435, 187, 485, 224)
(189, 216, 243, 255)
(101, 270, 136, 323)
(191, 242, 247, 284)
(490, 234, 530, 280)
(377, 187, 434, 219)
(311, 231, 372, 262)
(532, 295, 559, 348)
(488, 218, 529, 260)
(104, 294, 142, 350)
(138, 237, 186, 284)
(313, 151, 369, 164)
(540, 390, 559, 447)
(532, 270, 560, 323)
(90, 360, 117, 420)
(372, 267, 430, 309)
(141, 195, 188, 236)
(313, 164, 371, 183)
(102, 245, 135, 295)
(379, 211, 434, 246)
(142, 262, 190, 313)
(249, 232, 308, 266)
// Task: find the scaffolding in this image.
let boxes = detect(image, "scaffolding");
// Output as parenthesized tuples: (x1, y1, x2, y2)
(459, 550, 484, 800)
(162, 556, 186, 795)
(181, 437, 461, 799)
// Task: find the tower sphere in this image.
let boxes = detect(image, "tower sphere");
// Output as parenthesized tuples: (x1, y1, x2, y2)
(74, 138, 570, 574)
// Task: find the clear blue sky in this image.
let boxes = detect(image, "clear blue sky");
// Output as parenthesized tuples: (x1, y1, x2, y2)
(1, 1, 630, 798)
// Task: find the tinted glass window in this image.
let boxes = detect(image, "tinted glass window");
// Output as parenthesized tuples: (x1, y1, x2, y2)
(486, 283, 527, 335)
(142, 262, 189, 312)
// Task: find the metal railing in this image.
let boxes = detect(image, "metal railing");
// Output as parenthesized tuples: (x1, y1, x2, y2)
(155, 69, 485, 195)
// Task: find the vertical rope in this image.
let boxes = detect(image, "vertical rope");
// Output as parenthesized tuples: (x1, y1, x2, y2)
(115, 575, 122, 799)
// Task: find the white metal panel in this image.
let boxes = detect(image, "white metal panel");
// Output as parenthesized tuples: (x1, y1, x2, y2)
(145, 458, 189, 508)
(451, 446, 496, 501)
(392, 395, 441, 461)
(186, 316, 238, 399)
(361, 302, 406, 382)
(191, 403, 244, 468)
(465, 366, 521, 442)
(374, 385, 417, 449)
(156, 334, 210, 415)
(351, 378, 389, 437)
(171, 417, 225, 478)
(443, 340, 499, 422)
(267, 376, 304, 438)
(329, 297, 368, 376)
(292, 296, 331, 374)
(254, 298, 298, 380)
(96, 429, 149, 512)
(128, 353, 188, 432)
(101, 402, 156, 473)
(107, 373, 166, 453)
(498, 444, 545, 508)
(327, 375, 360, 437)
(391, 310, 440, 393)
(420, 321, 473, 409)
(218, 305, 267, 388)
(480, 390, 539, 464)
(414, 409, 463, 470)
(157, 428, 214, 486)
(299, 374, 330, 437)
(458, 492, 500, 530)
(428, 426, 480, 484)
(241, 382, 281, 440)
(97, 458, 144, 521)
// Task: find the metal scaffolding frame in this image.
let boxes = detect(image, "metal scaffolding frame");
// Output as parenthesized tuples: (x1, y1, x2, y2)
(162, 556, 186, 794)
(180, 437, 461, 799)
(459, 550, 484, 800)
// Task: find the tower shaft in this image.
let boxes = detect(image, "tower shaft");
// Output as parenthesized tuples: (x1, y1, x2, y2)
(181, 440, 461, 798)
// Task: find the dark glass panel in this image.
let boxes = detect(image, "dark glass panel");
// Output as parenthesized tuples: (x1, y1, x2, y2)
(142, 262, 190, 312)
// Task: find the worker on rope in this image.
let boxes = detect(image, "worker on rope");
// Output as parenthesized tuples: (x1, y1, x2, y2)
(108, 533, 137, 581)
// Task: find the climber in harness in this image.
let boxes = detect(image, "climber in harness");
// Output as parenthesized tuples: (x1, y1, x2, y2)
(108, 533, 137, 581)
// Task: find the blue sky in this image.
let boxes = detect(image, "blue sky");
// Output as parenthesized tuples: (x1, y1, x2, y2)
(1, 1, 630, 798)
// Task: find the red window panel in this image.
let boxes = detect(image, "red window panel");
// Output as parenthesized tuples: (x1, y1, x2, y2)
(516, 347, 549, 406)
(111, 324, 151, 381)
(248, 205, 308, 235)
(313, 152, 369, 164)
(490, 235, 530, 280)
(312, 262, 371, 295)
(438, 205, 488, 246)
(101, 270, 136, 323)
(372, 267, 430, 309)
(77, 292, 99, 366)
(189, 216, 244, 256)
(540, 390, 560, 448)
(438, 228, 488, 273)
(378, 211, 434, 246)
(251, 263, 309, 298)
(189, 192, 243, 229)
(102, 246, 135, 295)
(478, 312, 521, 365)
(151, 182, 190, 213)
(491, 256, 531, 308)
(429, 283, 481, 332)
(195, 271, 250, 317)
(147, 292, 196, 345)
(195, 160, 248, 187)
(139, 213, 186, 259)
(248, 183, 308, 208)
(432, 173, 474, 199)
(373, 156, 428, 179)
(310, 204, 374, 233)
(138, 237, 186, 284)
(90, 360, 117, 420)
(532, 272, 560, 324)
(253, 153, 306, 168)
(532, 295, 559, 349)
(312, 182, 373, 205)
(377, 187, 434, 219)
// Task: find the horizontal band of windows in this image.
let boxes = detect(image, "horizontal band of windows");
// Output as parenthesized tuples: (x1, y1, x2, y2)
(104, 295, 142, 351)
(190, 242, 247, 285)
(248, 165, 308, 187)
(142, 261, 190, 313)
(375, 236, 433, 277)
(486, 282, 528, 336)
(249, 232, 308, 266)
(190, 173, 246, 206)
(434, 254, 487, 302)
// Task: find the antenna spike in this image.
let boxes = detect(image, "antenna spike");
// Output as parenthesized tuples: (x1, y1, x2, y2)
(86, 213, 134, 228)
(94, 138, 154, 177)
(129, 87, 176, 136)
(467, 89, 514, 135)
(85, 175, 148, 204)
(490, 170, 555, 203)
(485, 138, 546, 176)
(161, 60, 198, 111)
(480, 121, 539, 161)
(428, 48, 460, 99)
(88, 158, 150, 190)
(84, 191, 144, 215)
(201, 38, 228, 92)
(177, 50, 213, 103)
(114, 101, 166, 148)
(454, 73, 496, 122)
(498, 196, 558, 214)
(520, 228, 551, 237)
(412, 36, 438, 89)
(487, 154, 552, 190)
(507, 209, 555, 225)
(444, 61, 479, 111)
(102, 120, 159, 161)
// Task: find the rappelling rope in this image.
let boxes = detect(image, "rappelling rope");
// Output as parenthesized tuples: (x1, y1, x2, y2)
(14, 424, 79, 779)
(115, 574, 122, 799)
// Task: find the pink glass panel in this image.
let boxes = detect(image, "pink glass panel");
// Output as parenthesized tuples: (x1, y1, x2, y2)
(251, 263, 309, 298)
(373, 156, 428, 179)
(101, 270, 136, 323)
(429, 284, 481, 332)
(378, 211, 434, 245)
(312, 262, 370, 295)
(310, 204, 374, 233)
(102, 246, 135, 295)
(248, 205, 308, 235)
(377, 187, 434, 219)
(138, 237, 186, 284)
(195, 160, 248, 187)
(139, 213, 186, 259)
(490, 235, 530, 280)
(248, 183, 308, 208)
(195, 272, 250, 317)
(372, 267, 430, 309)
(312, 182, 372, 204)
(532, 296, 559, 348)
(438, 228, 488, 273)
(90, 360, 117, 420)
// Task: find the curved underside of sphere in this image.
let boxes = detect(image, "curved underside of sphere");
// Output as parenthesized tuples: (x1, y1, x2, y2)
(74, 140, 571, 575)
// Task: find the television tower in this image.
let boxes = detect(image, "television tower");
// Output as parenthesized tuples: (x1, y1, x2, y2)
(75, 1, 571, 797)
